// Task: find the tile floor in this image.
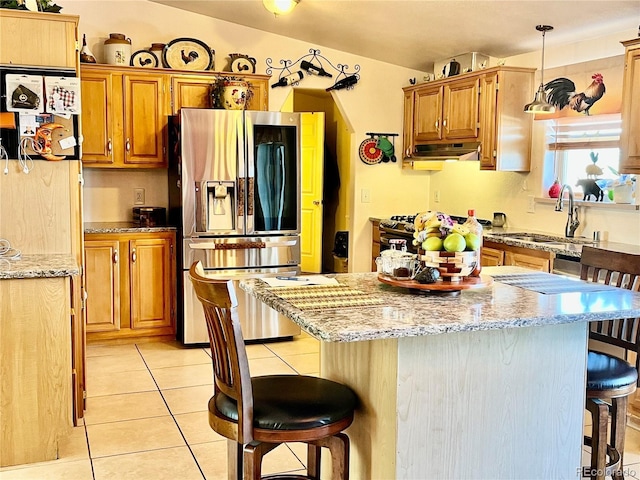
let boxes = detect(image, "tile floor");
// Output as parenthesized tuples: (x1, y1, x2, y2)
(1, 333, 639, 480)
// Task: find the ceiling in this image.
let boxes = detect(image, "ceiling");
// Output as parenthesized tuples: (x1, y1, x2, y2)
(150, 0, 640, 71)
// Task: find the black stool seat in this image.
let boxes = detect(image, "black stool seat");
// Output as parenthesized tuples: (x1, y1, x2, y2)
(586, 351, 638, 392)
(214, 375, 358, 431)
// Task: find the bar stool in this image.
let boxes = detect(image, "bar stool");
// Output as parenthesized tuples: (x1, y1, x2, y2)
(189, 262, 358, 480)
(580, 246, 640, 480)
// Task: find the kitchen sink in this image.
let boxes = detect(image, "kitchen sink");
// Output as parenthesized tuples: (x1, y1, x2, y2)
(490, 232, 597, 245)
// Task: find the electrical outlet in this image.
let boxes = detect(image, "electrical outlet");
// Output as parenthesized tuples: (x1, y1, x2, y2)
(527, 195, 535, 213)
(434, 190, 441, 203)
(134, 188, 145, 205)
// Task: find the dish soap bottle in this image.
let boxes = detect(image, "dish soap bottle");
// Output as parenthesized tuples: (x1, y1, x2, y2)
(463, 209, 483, 277)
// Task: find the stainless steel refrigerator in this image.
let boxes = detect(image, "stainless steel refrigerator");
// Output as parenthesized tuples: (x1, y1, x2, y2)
(169, 108, 302, 345)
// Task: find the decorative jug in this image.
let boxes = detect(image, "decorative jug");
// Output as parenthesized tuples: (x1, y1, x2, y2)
(104, 33, 132, 66)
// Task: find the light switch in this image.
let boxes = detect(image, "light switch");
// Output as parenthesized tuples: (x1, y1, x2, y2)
(361, 189, 370, 203)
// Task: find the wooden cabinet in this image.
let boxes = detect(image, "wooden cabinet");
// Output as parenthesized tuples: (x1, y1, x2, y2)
(0, 10, 78, 69)
(479, 69, 534, 171)
(413, 77, 479, 143)
(85, 232, 176, 341)
(402, 67, 534, 171)
(0, 8, 85, 431)
(80, 65, 167, 168)
(481, 245, 504, 267)
(85, 239, 120, 332)
(371, 220, 381, 272)
(80, 65, 271, 168)
(402, 90, 415, 160)
(619, 38, 640, 174)
(170, 72, 269, 113)
(482, 240, 553, 272)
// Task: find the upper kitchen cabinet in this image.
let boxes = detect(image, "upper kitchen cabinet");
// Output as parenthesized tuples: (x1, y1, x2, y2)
(413, 77, 479, 143)
(80, 64, 167, 168)
(479, 68, 534, 171)
(619, 38, 640, 174)
(170, 72, 270, 113)
(403, 66, 534, 171)
(0, 10, 78, 68)
(402, 90, 415, 160)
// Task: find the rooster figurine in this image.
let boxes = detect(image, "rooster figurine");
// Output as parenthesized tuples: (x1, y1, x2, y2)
(544, 73, 606, 115)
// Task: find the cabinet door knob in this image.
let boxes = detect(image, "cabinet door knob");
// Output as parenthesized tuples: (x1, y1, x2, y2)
(126, 138, 131, 152)
(131, 248, 137, 263)
(113, 251, 118, 264)
(313, 200, 320, 206)
(435, 119, 439, 130)
(107, 138, 113, 153)
(443, 119, 447, 128)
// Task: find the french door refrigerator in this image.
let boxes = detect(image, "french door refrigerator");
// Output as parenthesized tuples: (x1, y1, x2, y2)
(169, 108, 302, 344)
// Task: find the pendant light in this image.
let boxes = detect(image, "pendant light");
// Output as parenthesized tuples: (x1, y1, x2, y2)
(524, 25, 555, 114)
(263, 0, 299, 16)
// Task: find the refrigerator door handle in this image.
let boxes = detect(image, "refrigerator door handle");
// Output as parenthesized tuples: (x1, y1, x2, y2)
(188, 239, 298, 250)
(189, 242, 266, 250)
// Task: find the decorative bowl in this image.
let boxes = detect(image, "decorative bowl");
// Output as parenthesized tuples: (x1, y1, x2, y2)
(420, 250, 479, 282)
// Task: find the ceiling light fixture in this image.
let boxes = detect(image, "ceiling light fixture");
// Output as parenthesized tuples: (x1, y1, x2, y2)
(263, 0, 299, 16)
(524, 24, 556, 114)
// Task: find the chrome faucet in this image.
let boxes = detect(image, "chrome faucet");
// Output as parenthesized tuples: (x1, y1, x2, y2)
(554, 184, 580, 238)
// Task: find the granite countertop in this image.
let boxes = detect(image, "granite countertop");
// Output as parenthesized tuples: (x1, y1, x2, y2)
(0, 254, 80, 279)
(483, 227, 640, 258)
(85, 222, 177, 234)
(240, 267, 640, 342)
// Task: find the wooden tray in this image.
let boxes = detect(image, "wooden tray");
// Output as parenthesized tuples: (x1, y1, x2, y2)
(378, 273, 493, 295)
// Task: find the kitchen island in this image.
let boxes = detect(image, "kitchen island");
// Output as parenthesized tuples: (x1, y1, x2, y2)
(0, 255, 79, 467)
(241, 268, 640, 479)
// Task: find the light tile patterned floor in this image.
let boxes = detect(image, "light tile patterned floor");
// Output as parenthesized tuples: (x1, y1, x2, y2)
(1, 332, 639, 479)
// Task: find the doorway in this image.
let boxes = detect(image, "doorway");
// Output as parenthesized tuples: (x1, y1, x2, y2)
(291, 89, 352, 273)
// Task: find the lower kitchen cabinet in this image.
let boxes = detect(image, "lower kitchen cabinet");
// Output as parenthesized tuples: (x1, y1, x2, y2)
(482, 240, 553, 272)
(84, 232, 176, 341)
(480, 245, 504, 266)
(371, 220, 380, 272)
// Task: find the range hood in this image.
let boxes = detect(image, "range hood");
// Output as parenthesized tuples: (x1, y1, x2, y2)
(412, 142, 480, 160)
(402, 142, 481, 170)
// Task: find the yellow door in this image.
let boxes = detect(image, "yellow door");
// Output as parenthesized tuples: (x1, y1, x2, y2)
(300, 112, 325, 273)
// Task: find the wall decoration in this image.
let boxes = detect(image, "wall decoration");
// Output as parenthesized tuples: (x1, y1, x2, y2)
(359, 133, 398, 164)
(266, 48, 360, 90)
(163, 38, 213, 71)
(545, 73, 606, 116)
(534, 55, 624, 120)
(229, 53, 257, 74)
(130, 50, 158, 68)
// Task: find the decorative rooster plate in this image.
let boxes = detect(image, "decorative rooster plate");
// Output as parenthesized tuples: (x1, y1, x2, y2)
(163, 38, 213, 71)
(130, 50, 158, 68)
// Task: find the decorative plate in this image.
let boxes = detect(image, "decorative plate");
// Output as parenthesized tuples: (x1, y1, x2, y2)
(130, 50, 158, 68)
(163, 38, 213, 71)
(359, 138, 383, 165)
(230, 55, 256, 74)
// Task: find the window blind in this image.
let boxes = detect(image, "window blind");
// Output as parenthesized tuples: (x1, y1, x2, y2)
(546, 113, 621, 151)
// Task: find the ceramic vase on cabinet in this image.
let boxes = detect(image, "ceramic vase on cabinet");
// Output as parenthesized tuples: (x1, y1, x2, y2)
(149, 43, 166, 67)
(220, 80, 249, 110)
(104, 33, 131, 66)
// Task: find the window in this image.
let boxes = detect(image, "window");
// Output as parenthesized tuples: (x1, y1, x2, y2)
(546, 114, 622, 200)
